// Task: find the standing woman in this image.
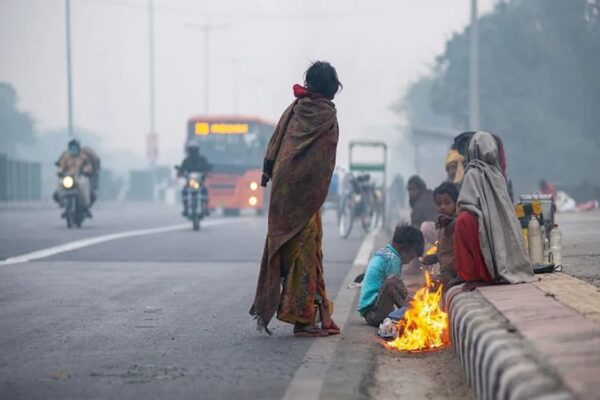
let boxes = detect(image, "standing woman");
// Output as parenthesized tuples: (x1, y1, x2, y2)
(250, 61, 342, 337)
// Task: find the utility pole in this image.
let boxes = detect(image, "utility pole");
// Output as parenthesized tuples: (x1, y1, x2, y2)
(148, 0, 156, 141)
(231, 58, 240, 114)
(65, 0, 74, 137)
(469, 0, 480, 130)
(186, 23, 230, 114)
(147, 0, 158, 201)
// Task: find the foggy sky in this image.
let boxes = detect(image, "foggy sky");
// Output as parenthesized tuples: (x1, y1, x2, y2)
(0, 0, 495, 167)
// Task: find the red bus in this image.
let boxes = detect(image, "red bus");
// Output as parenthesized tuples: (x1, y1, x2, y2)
(186, 116, 275, 215)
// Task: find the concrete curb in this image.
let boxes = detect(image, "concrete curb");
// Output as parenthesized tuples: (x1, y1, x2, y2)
(445, 285, 576, 400)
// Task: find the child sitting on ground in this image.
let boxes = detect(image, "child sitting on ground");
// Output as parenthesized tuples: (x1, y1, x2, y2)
(422, 182, 461, 289)
(358, 224, 424, 326)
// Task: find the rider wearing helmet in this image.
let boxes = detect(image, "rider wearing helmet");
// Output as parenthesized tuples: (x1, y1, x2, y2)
(179, 143, 211, 216)
(55, 139, 95, 217)
(179, 143, 210, 176)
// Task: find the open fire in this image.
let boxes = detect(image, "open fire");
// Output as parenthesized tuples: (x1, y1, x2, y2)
(384, 271, 450, 352)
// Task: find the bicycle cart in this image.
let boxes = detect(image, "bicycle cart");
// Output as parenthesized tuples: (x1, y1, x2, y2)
(338, 141, 387, 238)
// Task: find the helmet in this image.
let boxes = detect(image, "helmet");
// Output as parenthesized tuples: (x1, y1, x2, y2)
(68, 139, 81, 155)
(186, 142, 199, 156)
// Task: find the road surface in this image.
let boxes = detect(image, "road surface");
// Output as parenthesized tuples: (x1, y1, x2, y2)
(0, 202, 370, 399)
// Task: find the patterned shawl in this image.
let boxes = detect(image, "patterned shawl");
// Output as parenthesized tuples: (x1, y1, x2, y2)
(250, 92, 339, 332)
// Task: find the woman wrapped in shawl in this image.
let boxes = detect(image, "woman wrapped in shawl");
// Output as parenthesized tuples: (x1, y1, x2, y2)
(250, 62, 342, 337)
(454, 131, 534, 283)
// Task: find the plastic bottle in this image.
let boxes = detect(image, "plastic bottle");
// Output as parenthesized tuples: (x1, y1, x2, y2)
(528, 217, 544, 264)
(549, 224, 563, 267)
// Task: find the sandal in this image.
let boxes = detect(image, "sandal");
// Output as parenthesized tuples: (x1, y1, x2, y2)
(293, 324, 328, 337)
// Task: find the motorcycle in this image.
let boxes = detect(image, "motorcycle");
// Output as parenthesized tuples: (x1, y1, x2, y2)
(57, 172, 88, 229)
(338, 174, 382, 238)
(176, 167, 209, 231)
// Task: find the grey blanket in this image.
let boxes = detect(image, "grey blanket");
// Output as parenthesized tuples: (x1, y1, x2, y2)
(457, 131, 534, 283)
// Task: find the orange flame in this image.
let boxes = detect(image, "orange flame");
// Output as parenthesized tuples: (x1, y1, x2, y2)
(385, 271, 449, 352)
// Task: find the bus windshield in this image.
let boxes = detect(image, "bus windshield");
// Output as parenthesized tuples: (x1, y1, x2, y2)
(186, 119, 273, 169)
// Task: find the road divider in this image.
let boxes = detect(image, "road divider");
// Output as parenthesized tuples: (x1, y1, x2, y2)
(0, 218, 242, 266)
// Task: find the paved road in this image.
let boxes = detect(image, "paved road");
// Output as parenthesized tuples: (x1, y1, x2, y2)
(0, 202, 366, 399)
(557, 210, 600, 287)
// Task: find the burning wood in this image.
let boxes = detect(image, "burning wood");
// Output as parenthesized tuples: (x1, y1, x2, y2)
(384, 272, 450, 352)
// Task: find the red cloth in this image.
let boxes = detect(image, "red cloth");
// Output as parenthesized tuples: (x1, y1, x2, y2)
(454, 211, 493, 282)
(293, 84, 309, 98)
(293, 84, 330, 100)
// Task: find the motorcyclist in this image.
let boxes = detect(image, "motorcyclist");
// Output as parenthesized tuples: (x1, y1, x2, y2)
(178, 143, 211, 216)
(80, 146, 101, 204)
(55, 139, 94, 217)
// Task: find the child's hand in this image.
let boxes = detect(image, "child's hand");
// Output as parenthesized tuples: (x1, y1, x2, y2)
(437, 214, 454, 228)
(421, 254, 438, 266)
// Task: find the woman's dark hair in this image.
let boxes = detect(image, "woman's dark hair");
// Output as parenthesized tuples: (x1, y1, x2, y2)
(407, 175, 427, 191)
(304, 61, 342, 99)
(433, 182, 459, 203)
(453, 131, 476, 157)
(392, 224, 425, 256)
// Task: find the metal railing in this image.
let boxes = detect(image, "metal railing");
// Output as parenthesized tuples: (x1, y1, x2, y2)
(0, 154, 42, 202)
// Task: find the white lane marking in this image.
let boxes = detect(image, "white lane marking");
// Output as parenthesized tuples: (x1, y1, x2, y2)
(0, 218, 240, 266)
(283, 229, 379, 400)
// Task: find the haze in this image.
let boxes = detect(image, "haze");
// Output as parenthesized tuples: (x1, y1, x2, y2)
(0, 0, 495, 169)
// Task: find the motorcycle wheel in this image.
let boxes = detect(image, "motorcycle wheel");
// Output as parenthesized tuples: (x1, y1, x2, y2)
(65, 197, 75, 229)
(338, 197, 354, 239)
(75, 198, 85, 228)
(191, 194, 200, 231)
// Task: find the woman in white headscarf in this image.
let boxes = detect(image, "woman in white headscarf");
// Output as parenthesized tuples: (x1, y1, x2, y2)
(454, 131, 534, 283)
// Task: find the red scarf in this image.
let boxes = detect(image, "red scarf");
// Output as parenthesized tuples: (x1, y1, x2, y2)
(293, 84, 330, 100)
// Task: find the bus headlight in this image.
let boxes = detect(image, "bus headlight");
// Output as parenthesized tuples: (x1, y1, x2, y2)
(248, 196, 258, 207)
(189, 179, 200, 190)
(62, 176, 74, 189)
(249, 181, 259, 191)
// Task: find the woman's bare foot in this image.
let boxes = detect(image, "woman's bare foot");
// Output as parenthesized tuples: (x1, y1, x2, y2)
(319, 303, 341, 335)
(293, 322, 328, 337)
(321, 320, 340, 335)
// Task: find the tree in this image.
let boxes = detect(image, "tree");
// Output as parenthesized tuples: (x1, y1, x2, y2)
(396, 0, 600, 187)
(390, 76, 457, 130)
(0, 82, 36, 155)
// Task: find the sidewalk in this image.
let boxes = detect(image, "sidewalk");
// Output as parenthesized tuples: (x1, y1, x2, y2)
(446, 272, 600, 400)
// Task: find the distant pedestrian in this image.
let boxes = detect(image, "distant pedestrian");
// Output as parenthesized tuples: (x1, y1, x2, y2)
(250, 61, 342, 337)
(454, 131, 534, 283)
(405, 175, 437, 274)
(358, 224, 424, 327)
(407, 175, 437, 229)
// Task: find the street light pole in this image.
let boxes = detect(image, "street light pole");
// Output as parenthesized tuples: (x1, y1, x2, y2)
(231, 58, 240, 114)
(65, 0, 74, 138)
(186, 23, 229, 114)
(204, 25, 210, 114)
(469, 0, 480, 130)
(148, 0, 156, 138)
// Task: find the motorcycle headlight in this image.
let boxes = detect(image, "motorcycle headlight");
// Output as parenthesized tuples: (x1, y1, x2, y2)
(249, 181, 259, 191)
(189, 179, 200, 190)
(62, 176, 74, 189)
